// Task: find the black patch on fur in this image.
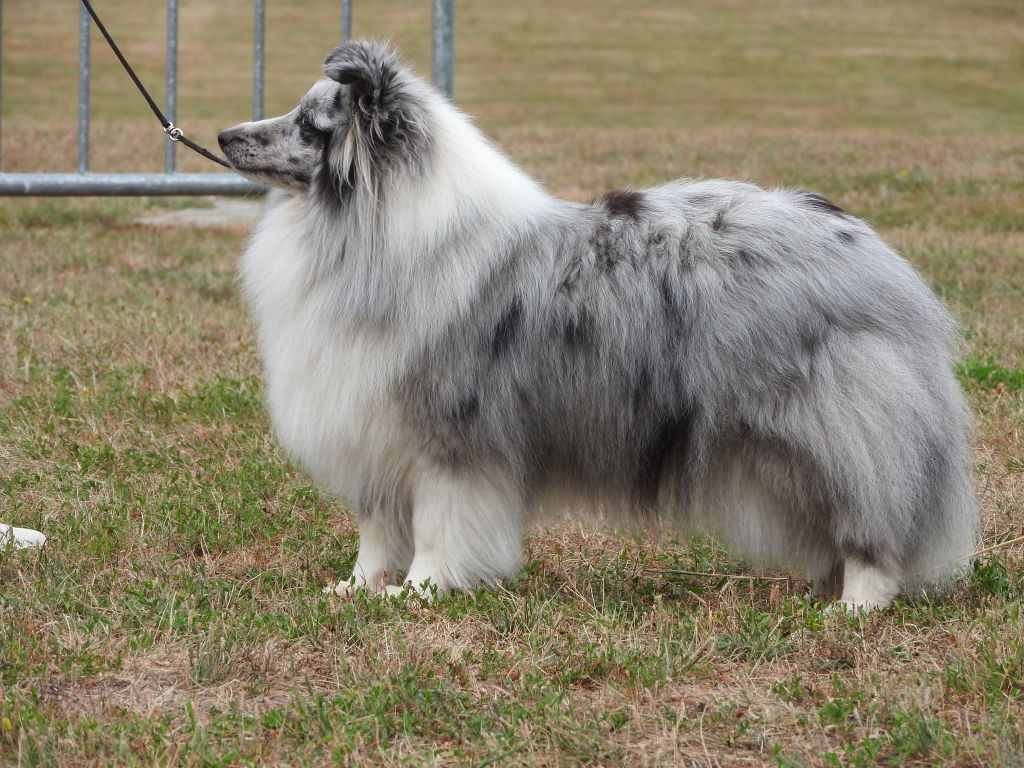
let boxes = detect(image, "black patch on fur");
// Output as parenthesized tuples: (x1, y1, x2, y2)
(491, 297, 522, 359)
(316, 140, 348, 207)
(800, 191, 847, 216)
(633, 408, 696, 508)
(590, 225, 617, 272)
(660, 275, 685, 330)
(256, 135, 270, 148)
(800, 322, 827, 362)
(735, 248, 757, 267)
(514, 383, 531, 407)
(677, 227, 696, 268)
(836, 230, 855, 244)
(711, 208, 727, 232)
(792, 312, 832, 385)
(557, 246, 586, 296)
(632, 363, 652, 414)
(563, 310, 594, 351)
(601, 189, 646, 220)
(452, 394, 479, 424)
(659, 276, 674, 313)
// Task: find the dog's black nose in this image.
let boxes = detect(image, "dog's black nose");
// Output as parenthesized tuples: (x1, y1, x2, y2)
(217, 128, 242, 151)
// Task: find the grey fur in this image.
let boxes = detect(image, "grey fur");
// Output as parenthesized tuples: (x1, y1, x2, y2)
(222, 41, 978, 604)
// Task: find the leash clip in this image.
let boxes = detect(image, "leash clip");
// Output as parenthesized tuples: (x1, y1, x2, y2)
(164, 123, 183, 142)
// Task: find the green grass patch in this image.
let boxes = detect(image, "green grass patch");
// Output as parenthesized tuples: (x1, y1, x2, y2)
(958, 358, 1024, 392)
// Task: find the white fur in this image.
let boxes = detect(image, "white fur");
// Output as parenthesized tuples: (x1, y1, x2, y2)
(0, 523, 46, 549)
(839, 557, 901, 611)
(242, 98, 546, 599)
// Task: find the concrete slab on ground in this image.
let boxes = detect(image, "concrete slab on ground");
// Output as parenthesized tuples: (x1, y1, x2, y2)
(135, 199, 264, 229)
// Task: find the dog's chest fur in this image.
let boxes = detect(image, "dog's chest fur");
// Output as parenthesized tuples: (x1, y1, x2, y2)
(239, 195, 412, 502)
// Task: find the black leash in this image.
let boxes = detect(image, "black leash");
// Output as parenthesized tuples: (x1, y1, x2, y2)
(79, 0, 231, 169)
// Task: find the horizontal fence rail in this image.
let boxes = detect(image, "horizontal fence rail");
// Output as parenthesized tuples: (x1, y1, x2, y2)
(0, 173, 260, 196)
(0, 0, 454, 197)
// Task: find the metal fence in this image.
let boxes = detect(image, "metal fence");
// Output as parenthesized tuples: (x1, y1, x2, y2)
(0, 0, 454, 196)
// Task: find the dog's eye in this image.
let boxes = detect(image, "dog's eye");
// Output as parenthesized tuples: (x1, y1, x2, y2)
(298, 113, 331, 140)
(301, 112, 329, 134)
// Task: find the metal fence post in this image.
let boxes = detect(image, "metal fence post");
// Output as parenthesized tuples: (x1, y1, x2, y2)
(0, 0, 454, 195)
(253, 0, 265, 121)
(165, 0, 178, 172)
(341, 0, 352, 41)
(0, 0, 5, 169)
(78, 1, 90, 173)
(432, 0, 454, 98)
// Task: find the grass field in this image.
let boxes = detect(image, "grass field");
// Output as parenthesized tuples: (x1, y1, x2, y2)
(2, 0, 1023, 765)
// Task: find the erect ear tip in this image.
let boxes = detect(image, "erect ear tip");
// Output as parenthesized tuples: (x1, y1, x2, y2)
(323, 47, 343, 74)
(323, 39, 394, 76)
(324, 42, 345, 65)
(324, 42, 365, 86)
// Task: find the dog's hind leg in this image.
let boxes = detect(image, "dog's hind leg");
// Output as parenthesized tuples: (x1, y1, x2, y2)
(836, 555, 901, 611)
(385, 466, 524, 599)
(328, 502, 414, 597)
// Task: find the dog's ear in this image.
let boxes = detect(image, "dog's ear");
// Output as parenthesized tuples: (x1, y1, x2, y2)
(319, 40, 429, 200)
(323, 40, 426, 148)
(324, 40, 399, 107)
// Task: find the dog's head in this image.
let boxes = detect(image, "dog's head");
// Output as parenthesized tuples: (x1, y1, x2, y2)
(218, 40, 429, 199)
(217, 77, 339, 192)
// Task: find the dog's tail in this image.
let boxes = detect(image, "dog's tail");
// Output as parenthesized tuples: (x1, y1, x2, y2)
(902, 386, 979, 593)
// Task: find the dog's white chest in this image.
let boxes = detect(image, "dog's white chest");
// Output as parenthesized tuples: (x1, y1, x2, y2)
(239, 200, 406, 500)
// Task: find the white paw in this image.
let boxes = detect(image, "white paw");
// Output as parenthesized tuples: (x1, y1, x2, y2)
(0, 524, 46, 549)
(841, 598, 887, 612)
(325, 566, 396, 598)
(325, 579, 359, 598)
(825, 600, 857, 615)
(825, 598, 887, 615)
(383, 580, 438, 602)
(837, 558, 898, 611)
(325, 573, 372, 598)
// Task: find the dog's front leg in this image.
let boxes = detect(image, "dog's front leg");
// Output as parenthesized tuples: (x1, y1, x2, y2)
(327, 503, 413, 597)
(384, 467, 524, 600)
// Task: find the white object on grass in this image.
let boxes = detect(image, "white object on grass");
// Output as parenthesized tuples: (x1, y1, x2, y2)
(0, 523, 47, 549)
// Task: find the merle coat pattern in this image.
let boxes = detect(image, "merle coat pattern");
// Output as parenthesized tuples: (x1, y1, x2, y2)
(219, 41, 977, 608)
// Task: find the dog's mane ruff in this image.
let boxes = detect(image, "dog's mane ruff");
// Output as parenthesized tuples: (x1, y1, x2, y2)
(320, 40, 548, 222)
(310, 41, 554, 336)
